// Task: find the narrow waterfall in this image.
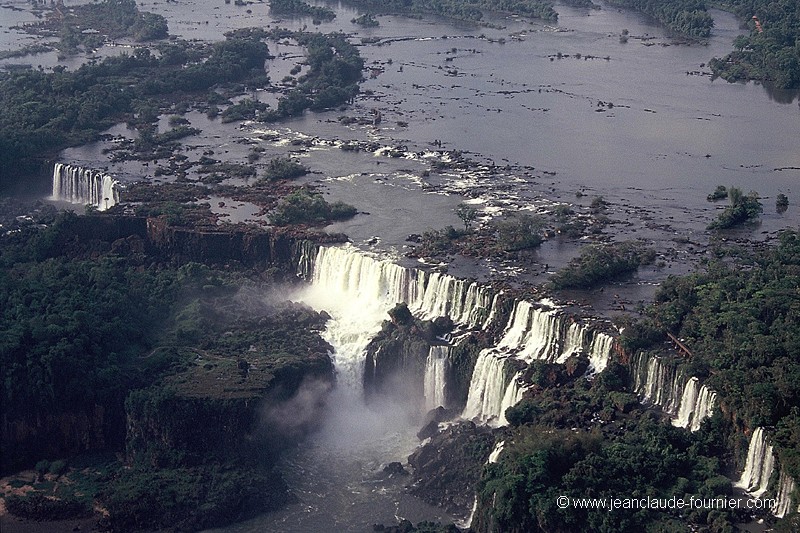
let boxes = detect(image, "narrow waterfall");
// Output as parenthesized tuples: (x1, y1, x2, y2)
(672, 377, 700, 429)
(632, 353, 684, 414)
(587, 332, 613, 373)
(424, 346, 450, 412)
(488, 441, 505, 464)
(735, 427, 775, 499)
(690, 386, 716, 432)
(733, 427, 799, 518)
(499, 373, 526, 426)
(772, 471, 799, 518)
(52, 163, 120, 211)
(461, 352, 512, 425)
(556, 322, 588, 363)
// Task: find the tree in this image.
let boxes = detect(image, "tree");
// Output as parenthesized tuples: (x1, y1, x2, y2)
(456, 204, 478, 232)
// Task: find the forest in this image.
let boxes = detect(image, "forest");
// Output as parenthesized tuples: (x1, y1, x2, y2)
(710, 0, 800, 88)
(341, 0, 559, 22)
(0, 212, 334, 529)
(603, 0, 714, 38)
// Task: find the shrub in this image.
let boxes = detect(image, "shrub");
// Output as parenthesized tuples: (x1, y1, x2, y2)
(551, 241, 655, 289)
(494, 213, 544, 251)
(708, 187, 762, 230)
(261, 157, 308, 182)
(707, 185, 728, 202)
(271, 189, 356, 226)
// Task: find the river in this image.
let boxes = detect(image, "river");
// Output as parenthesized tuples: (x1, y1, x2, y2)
(3, 0, 799, 530)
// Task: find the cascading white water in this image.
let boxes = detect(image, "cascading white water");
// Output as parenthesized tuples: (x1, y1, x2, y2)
(772, 471, 799, 518)
(302, 245, 617, 429)
(300, 245, 402, 390)
(672, 377, 699, 429)
(733, 427, 800, 518)
(299, 245, 494, 332)
(690, 386, 716, 432)
(499, 373, 526, 426)
(496, 301, 560, 362)
(461, 352, 512, 425)
(556, 322, 588, 364)
(488, 441, 505, 464)
(633, 353, 716, 431)
(632, 353, 688, 415)
(587, 332, 613, 373)
(424, 345, 450, 412)
(52, 163, 120, 211)
(735, 427, 775, 499)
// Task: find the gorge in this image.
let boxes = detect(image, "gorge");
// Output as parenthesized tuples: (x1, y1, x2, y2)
(2, 0, 800, 531)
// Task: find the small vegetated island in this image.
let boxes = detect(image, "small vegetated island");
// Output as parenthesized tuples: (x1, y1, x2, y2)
(604, 0, 714, 38)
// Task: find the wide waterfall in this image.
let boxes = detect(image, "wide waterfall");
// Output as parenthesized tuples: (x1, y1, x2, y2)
(631, 352, 715, 431)
(52, 163, 120, 211)
(297, 244, 494, 334)
(298, 244, 617, 428)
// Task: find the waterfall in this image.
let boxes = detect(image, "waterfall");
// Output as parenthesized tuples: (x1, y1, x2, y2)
(632, 353, 684, 414)
(424, 345, 450, 412)
(488, 440, 505, 464)
(772, 471, 799, 518)
(733, 427, 800, 518)
(462, 352, 513, 425)
(735, 427, 775, 499)
(557, 322, 588, 363)
(587, 332, 613, 373)
(302, 245, 493, 331)
(301, 245, 617, 428)
(633, 353, 716, 430)
(52, 163, 120, 211)
(690, 386, 716, 432)
(672, 378, 700, 429)
(499, 373, 525, 424)
(495, 301, 561, 362)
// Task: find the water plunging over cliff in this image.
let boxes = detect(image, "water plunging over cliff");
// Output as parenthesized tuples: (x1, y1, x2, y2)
(630, 352, 716, 432)
(734, 427, 800, 518)
(52, 163, 120, 211)
(460, 298, 615, 424)
(297, 244, 617, 428)
(773, 471, 799, 518)
(736, 427, 775, 499)
(424, 345, 450, 412)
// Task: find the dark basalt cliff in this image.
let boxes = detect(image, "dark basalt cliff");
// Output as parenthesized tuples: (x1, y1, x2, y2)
(363, 303, 455, 406)
(408, 421, 496, 519)
(1, 212, 340, 531)
(1, 214, 335, 474)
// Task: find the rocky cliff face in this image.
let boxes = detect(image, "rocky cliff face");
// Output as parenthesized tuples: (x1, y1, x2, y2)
(1, 404, 121, 474)
(1, 214, 334, 475)
(363, 304, 454, 406)
(125, 351, 335, 468)
(407, 421, 496, 519)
